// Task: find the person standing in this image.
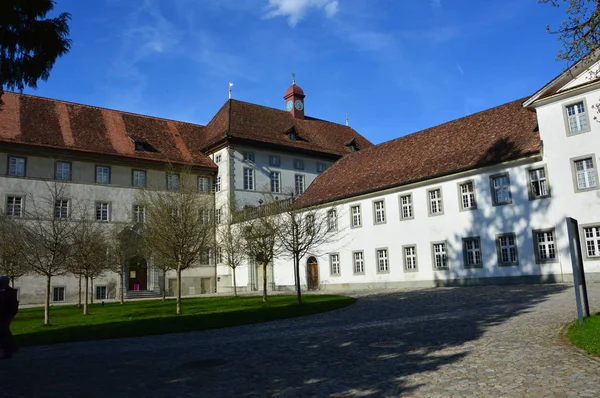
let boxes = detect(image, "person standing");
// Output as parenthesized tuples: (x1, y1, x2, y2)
(0, 276, 18, 359)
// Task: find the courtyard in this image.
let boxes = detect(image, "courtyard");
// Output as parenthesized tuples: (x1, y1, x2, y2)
(1, 284, 600, 397)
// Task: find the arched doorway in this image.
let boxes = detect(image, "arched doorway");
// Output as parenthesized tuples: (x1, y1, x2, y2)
(128, 257, 148, 291)
(306, 256, 319, 290)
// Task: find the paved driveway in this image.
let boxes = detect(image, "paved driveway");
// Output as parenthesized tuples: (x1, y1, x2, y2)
(2, 284, 600, 397)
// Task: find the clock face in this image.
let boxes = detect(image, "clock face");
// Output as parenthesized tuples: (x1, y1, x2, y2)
(295, 100, 304, 111)
(286, 100, 293, 111)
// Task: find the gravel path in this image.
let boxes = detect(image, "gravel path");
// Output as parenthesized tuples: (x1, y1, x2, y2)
(1, 284, 599, 397)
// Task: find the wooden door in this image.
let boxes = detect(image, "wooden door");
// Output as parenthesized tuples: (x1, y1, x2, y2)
(307, 257, 319, 290)
(128, 259, 148, 291)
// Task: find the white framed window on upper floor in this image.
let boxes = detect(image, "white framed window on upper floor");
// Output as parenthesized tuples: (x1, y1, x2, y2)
(496, 233, 518, 266)
(200, 209, 211, 225)
(54, 199, 70, 219)
(353, 251, 365, 274)
(376, 248, 389, 273)
(305, 214, 315, 235)
(317, 162, 327, 173)
(55, 161, 71, 181)
(295, 174, 305, 195)
(399, 194, 414, 220)
(463, 237, 482, 268)
(6, 196, 23, 217)
(527, 165, 550, 200)
(215, 208, 222, 224)
(330, 253, 340, 276)
(327, 209, 337, 232)
(133, 204, 145, 223)
(53, 286, 65, 302)
(7, 156, 26, 177)
(167, 173, 180, 190)
(294, 159, 304, 170)
(95, 165, 110, 185)
(373, 199, 386, 224)
(431, 241, 448, 270)
(243, 168, 254, 190)
(570, 154, 599, 193)
(533, 228, 557, 264)
(214, 153, 222, 163)
(490, 173, 512, 206)
(564, 99, 591, 136)
(243, 151, 255, 162)
(198, 177, 210, 193)
(216, 247, 223, 264)
(269, 155, 281, 167)
(96, 202, 110, 222)
(350, 205, 362, 228)
(403, 245, 418, 272)
(132, 169, 147, 187)
(214, 176, 222, 192)
(96, 285, 108, 300)
(581, 224, 600, 260)
(200, 249, 211, 265)
(428, 188, 444, 216)
(270, 171, 281, 193)
(458, 181, 477, 211)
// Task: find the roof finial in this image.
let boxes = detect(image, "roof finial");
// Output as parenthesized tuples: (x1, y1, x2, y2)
(345, 113, 349, 126)
(292, 72, 296, 85)
(228, 82, 233, 99)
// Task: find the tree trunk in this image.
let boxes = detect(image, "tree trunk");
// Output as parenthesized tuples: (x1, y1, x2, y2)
(162, 270, 167, 301)
(295, 253, 302, 305)
(233, 267, 237, 297)
(262, 262, 268, 303)
(176, 263, 182, 315)
(119, 266, 125, 304)
(10, 276, 15, 288)
(77, 273, 82, 308)
(44, 274, 51, 325)
(90, 276, 94, 305)
(83, 276, 89, 315)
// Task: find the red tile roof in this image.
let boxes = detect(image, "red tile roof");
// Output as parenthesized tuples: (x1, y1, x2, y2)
(201, 99, 373, 157)
(294, 98, 541, 208)
(0, 92, 216, 170)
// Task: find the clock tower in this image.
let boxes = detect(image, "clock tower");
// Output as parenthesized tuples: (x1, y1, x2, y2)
(283, 73, 305, 119)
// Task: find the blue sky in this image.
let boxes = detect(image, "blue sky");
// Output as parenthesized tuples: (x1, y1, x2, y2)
(30, 0, 567, 144)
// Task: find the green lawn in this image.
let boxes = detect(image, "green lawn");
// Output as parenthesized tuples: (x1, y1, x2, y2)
(567, 313, 600, 356)
(13, 294, 356, 347)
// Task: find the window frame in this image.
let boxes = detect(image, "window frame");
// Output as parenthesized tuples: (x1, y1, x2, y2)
(132, 169, 147, 188)
(243, 167, 254, 190)
(527, 165, 551, 200)
(462, 236, 483, 269)
(327, 209, 338, 232)
(427, 187, 444, 216)
(376, 248, 389, 274)
(269, 155, 281, 167)
(7, 155, 26, 177)
(532, 228, 558, 264)
(457, 180, 477, 211)
(6, 195, 23, 217)
(198, 177, 210, 193)
(214, 153, 222, 163)
(95, 165, 111, 185)
(214, 176, 222, 192)
(52, 286, 66, 302)
(431, 241, 449, 270)
(133, 204, 145, 223)
(294, 174, 305, 195)
(270, 171, 281, 193)
(563, 98, 591, 136)
(350, 204, 362, 228)
(580, 223, 600, 261)
(243, 151, 255, 163)
(490, 173, 512, 206)
(352, 251, 365, 275)
(293, 159, 304, 170)
(399, 193, 414, 220)
(372, 199, 386, 225)
(54, 199, 70, 219)
(570, 154, 599, 193)
(403, 244, 418, 272)
(317, 162, 326, 173)
(54, 161, 72, 181)
(95, 285, 108, 300)
(95, 201, 110, 222)
(166, 173, 180, 191)
(330, 253, 341, 276)
(496, 233, 519, 266)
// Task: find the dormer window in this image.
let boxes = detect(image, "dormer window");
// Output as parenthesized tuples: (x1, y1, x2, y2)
(345, 138, 359, 152)
(134, 140, 158, 152)
(289, 131, 297, 140)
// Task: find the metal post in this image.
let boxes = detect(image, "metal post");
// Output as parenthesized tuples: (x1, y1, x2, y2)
(566, 217, 584, 324)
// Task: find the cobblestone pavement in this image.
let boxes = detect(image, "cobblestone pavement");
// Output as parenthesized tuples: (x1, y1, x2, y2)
(2, 284, 600, 398)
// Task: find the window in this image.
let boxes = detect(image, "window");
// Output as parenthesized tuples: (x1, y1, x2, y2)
(400, 194, 413, 220)
(583, 226, 600, 258)
(269, 155, 281, 167)
(133, 205, 145, 223)
(200, 209, 211, 225)
(96, 202, 110, 222)
(8, 156, 26, 177)
(330, 254, 340, 275)
(353, 251, 364, 274)
(6, 196, 23, 217)
(432, 242, 448, 269)
(54, 199, 69, 219)
(214, 154, 222, 163)
(95, 166, 110, 184)
(403, 245, 417, 271)
(214, 176, 222, 192)
(95, 286, 108, 300)
(459, 181, 476, 210)
(528, 167, 550, 199)
(327, 209, 337, 232)
(132, 170, 146, 187)
(55, 161, 71, 181)
(200, 249, 210, 265)
(571, 156, 598, 191)
(167, 173, 180, 190)
(294, 159, 304, 170)
(317, 162, 326, 173)
(243, 168, 254, 190)
(350, 205, 362, 228)
(198, 177, 210, 193)
(243, 152, 255, 162)
(53, 287, 65, 302)
(305, 214, 315, 235)
(490, 173, 512, 205)
(215, 208, 222, 224)
(295, 174, 305, 195)
(377, 249, 389, 273)
(463, 237, 482, 268)
(270, 171, 281, 193)
(497, 233, 518, 266)
(428, 188, 443, 215)
(373, 200, 386, 224)
(533, 229, 557, 263)
(565, 100, 590, 135)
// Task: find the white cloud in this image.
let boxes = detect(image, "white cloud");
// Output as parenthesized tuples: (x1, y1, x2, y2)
(264, 0, 339, 27)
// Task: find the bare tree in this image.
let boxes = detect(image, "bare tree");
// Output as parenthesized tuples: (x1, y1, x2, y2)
(243, 214, 279, 302)
(217, 222, 246, 297)
(108, 224, 144, 304)
(138, 170, 214, 314)
(0, 215, 27, 287)
(20, 182, 78, 325)
(152, 252, 173, 300)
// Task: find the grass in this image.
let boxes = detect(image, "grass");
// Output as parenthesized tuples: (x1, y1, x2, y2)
(567, 312, 600, 356)
(12, 294, 356, 347)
